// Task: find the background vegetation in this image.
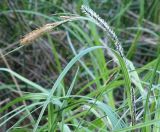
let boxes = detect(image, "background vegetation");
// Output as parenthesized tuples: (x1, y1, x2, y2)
(0, 0, 160, 131)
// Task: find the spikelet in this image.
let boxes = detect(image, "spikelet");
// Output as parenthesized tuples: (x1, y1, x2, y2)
(20, 22, 62, 45)
(81, 5, 136, 126)
(20, 16, 81, 45)
(81, 5, 125, 59)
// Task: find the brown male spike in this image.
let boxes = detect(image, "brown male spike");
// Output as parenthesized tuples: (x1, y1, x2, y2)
(20, 16, 80, 45)
(20, 22, 62, 45)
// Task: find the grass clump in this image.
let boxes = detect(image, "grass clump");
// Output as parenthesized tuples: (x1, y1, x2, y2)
(0, 0, 160, 132)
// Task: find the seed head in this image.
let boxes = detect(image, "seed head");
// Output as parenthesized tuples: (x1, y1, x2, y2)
(20, 22, 61, 45)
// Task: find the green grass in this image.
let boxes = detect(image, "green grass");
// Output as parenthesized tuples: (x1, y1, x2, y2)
(0, 0, 160, 132)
